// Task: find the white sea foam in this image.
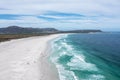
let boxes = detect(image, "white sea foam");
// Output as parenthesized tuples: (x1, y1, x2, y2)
(59, 51, 67, 56)
(67, 54, 98, 71)
(88, 74, 105, 80)
(74, 54, 85, 62)
(71, 71, 78, 80)
(53, 34, 69, 43)
(56, 64, 77, 80)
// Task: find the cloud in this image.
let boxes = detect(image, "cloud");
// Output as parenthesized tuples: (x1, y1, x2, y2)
(0, 0, 120, 31)
(0, 14, 24, 20)
(0, 8, 9, 10)
(38, 16, 58, 21)
(0, 15, 49, 27)
(37, 11, 85, 21)
(43, 11, 84, 17)
(0, 0, 119, 15)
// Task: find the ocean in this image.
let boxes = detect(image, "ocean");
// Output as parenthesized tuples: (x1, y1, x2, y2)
(50, 33, 120, 80)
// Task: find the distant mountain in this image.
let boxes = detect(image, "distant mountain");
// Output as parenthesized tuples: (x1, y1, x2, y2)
(0, 26, 59, 34)
(59, 30, 102, 33)
(0, 26, 102, 34)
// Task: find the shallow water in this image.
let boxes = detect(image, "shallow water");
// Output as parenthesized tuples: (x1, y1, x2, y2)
(50, 33, 120, 80)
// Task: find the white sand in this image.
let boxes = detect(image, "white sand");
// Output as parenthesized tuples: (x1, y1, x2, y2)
(0, 34, 61, 80)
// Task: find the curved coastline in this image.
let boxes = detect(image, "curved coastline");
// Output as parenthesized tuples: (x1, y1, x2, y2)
(0, 34, 63, 80)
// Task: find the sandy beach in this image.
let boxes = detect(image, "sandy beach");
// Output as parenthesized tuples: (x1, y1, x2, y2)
(0, 34, 61, 80)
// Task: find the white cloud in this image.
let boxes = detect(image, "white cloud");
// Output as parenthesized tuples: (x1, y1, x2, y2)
(0, 16, 49, 27)
(0, 0, 120, 31)
(0, 0, 119, 15)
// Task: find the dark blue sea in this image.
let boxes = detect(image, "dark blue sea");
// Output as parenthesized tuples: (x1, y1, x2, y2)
(50, 33, 120, 80)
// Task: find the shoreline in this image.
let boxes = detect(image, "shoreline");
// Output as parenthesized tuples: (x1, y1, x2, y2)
(38, 34, 64, 80)
(0, 34, 63, 80)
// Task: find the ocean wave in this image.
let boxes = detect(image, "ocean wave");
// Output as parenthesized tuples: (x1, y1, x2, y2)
(87, 74, 105, 80)
(50, 34, 106, 80)
(56, 64, 78, 80)
(67, 54, 98, 71)
(53, 34, 69, 42)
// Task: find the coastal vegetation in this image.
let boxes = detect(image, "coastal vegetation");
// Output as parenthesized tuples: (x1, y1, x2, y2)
(0, 34, 51, 42)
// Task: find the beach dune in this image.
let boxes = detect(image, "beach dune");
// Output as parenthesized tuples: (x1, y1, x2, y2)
(0, 34, 60, 80)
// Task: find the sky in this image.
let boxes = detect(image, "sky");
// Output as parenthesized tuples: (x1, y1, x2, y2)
(0, 0, 120, 31)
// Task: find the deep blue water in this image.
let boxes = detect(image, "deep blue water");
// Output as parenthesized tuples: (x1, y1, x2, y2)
(50, 33, 120, 80)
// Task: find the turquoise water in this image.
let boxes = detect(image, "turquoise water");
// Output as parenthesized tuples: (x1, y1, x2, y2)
(50, 33, 120, 80)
